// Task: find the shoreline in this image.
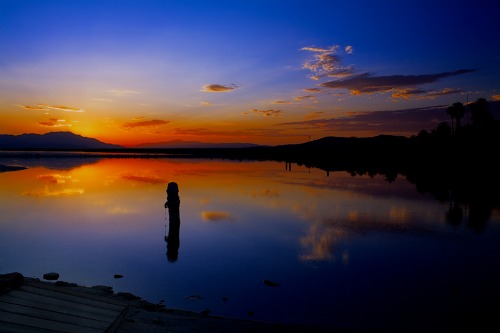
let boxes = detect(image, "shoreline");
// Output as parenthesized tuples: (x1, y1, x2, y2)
(1, 272, 334, 333)
(0, 163, 27, 172)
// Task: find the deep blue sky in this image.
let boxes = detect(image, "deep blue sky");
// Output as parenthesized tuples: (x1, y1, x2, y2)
(1, 0, 499, 145)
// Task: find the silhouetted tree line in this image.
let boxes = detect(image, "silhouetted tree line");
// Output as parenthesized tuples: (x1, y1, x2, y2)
(405, 98, 499, 232)
(413, 98, 498, 158)
(208, 97, 500, 232)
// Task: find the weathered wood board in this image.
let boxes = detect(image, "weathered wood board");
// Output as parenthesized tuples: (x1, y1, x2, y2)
(0, 282, 127, 333)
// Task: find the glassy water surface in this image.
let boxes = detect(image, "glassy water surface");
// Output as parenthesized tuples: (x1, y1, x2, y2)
(1, 157, 499, 330)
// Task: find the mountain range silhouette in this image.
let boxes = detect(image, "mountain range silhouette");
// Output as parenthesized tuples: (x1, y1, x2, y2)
(0, 132, 122, 149)
(0, 132, 261, 150)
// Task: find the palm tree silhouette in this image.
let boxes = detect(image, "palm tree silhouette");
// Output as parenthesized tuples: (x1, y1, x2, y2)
(469, 98, 493, 129)
(446, 102, 466, 134)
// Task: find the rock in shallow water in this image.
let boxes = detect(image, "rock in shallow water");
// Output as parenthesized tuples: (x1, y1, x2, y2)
(55, 281, 77, 287)
(91, 285, 114, 294)
(43, 272, 59, 281)
(0, 272, 24, 293)
(263, 279, 280, 287)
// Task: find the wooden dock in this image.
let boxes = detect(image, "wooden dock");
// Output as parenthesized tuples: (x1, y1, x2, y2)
(0, 281, 127, 333)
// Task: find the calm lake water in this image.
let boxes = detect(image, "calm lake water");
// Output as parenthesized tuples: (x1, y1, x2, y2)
(1, 156, 499, 331)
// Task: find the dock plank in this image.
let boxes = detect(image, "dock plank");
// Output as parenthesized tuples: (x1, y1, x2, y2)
(0, 302, 109, 329)
(0, 281, 128, 333)
(2, 290, 120, 320)
(20, 285, 124, 311)
(0, 320, 57, 333)
(0, 311, 102, 333)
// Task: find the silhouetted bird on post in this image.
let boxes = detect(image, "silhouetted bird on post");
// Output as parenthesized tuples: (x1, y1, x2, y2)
(165, 182, 181, 262)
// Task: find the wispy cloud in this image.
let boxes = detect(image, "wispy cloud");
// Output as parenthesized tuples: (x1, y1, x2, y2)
(46, 105, 84, 112)
(493, 94, 500, 101)
(37, 118, 71, 128)
(301, 46, 337, 53)
(200, 101, 213, 106)
(173, 127, 243, 136)
(301, 44, 474, 100)
(392, 87, 463, 100)
(303, 88, 322, 93)
(390, 88, 427, 99)
(122, 119, 169, 129)
(173, 127, 291, 138)
(109, 89, 139, 96)
(277, 105, 450, 135)
(303, 111, 325, 120)
(19, 104, 84, 112)
(271, 100, 292, 104)
(319, 70, 475, 95)
(301, 45, 354, 80)
(294, 95, 316, 101)
(243, 109, 284, 117)
(202, 84, 239, 92)
(18, 105, 46, 110)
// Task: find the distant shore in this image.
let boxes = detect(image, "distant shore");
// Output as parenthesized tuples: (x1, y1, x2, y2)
(0, 164, 27, 172)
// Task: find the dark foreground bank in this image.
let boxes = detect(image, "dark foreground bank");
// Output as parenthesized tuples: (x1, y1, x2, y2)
(3, 272, 493, 332)
(1, 272, 336, 333)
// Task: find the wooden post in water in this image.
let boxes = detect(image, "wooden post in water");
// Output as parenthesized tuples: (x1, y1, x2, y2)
(165, 182, 181, 263)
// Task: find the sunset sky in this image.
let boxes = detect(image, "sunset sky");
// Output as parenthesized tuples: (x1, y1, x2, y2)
(1, 0, 499, 146)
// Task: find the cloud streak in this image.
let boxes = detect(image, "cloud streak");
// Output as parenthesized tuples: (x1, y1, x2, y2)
(173, 126, 291, 138)
(294, 95, 316, 101)
(19, 104, 84, 112)
(109, 89, 139, 96)
(122, 119, 169, 129)
(301, 45, 354, 80)
(202, 84, 239, 92)
(243, 109, 284, 117)
(319, 69, 475, 95)
(173, 127, 244, 137)
(37, 118, 71, 128)
(277, 105, 451, 135)
(301, 44, 474, 100)
(303, 88, 322, 93)
(303, 111, 325, 120)
(392, 87, 463, 100)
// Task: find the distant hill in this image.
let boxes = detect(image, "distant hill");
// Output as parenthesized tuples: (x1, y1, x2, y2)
(133, 140, 260, 149)
(0, 132, 123, 149)
(281, 134, 409, 150)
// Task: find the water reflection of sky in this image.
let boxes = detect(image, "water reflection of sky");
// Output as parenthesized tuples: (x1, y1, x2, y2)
(1, 157, 499, 330)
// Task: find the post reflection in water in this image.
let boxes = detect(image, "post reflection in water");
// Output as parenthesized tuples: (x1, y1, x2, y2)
(164, 182, 181, 263)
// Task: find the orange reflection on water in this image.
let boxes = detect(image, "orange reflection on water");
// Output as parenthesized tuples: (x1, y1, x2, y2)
(0, 157, 444, 263)
(201, 211, 234, 222)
